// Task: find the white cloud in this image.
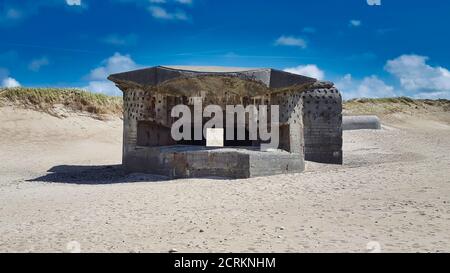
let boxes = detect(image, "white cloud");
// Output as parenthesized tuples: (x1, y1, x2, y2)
(385, 54, 450, 93)
(85, 81, 122, 96)
(284, 65, 325, 80)
(148, 6, 188, 20)
(88, 52, 138, 81)
(28, 57, 49, 72)
(413, 91, 450, 99)
(66, 0, 82, 6)
(0, 66, 21, 88)
(349, 20, 361, 27)
(85, 53, 139, 95)
(336, 74, 396, 100)
(105, 1, 193, 21)
(334, 54, 450, 100)
(275, 36, 307, 49)
(1, 77, 21, 88)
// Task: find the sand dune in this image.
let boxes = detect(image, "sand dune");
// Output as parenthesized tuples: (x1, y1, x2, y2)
(0, 105, 449, 253)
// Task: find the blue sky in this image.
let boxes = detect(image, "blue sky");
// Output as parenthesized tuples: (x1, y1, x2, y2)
(1, 0, 450, 99)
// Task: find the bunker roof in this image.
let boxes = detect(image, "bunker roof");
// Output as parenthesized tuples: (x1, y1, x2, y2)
(108, 65, 317, 91)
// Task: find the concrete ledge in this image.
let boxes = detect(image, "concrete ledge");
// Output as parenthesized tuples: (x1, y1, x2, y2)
(123, 146, 305, 179)
(343, 115, 381, 131)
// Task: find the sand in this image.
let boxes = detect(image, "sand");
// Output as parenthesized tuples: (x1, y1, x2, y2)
(0, 106, 449, 253)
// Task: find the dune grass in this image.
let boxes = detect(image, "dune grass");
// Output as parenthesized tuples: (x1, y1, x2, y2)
(345, 97, 416, 104)
(345, 96, 450, 105)
(0, 87, 123, 117)
(344, 96, 450, 115)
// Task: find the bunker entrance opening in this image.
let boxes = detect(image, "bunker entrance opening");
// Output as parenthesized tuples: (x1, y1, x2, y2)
(137, 121, 258, 148)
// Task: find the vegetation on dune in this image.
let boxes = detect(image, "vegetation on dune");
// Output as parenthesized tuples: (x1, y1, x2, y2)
(0, 87, 123, 117)
(345, 97, 416, 104)
(345, 96, 450, 106)
(344, 97, 450, 115)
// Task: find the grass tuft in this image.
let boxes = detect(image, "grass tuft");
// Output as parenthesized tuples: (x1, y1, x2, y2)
(344, 96, 450, 115)
(0, 87, 123, 117)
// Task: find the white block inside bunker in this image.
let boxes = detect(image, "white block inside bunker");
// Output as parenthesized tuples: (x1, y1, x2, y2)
(206, 128, 224, 147)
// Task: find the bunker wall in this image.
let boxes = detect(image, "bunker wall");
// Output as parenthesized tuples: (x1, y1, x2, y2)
(302, 87, 343, 164)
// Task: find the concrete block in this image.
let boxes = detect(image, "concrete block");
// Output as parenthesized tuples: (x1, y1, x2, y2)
(206, 128, 224, 147)
(343, 116, 381, 130)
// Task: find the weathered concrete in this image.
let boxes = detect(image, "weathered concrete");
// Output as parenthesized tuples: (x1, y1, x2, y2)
(109, 66, 343, 178)
(302, 81, 343, 164)
(124, 146, 304, 179)
(343, 115, 381, 131)
(108, 66, 316, 90)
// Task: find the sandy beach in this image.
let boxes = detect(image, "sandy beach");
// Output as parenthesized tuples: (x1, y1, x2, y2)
(0, 106, 449, 253)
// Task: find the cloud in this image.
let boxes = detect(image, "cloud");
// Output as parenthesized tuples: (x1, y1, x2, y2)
(148, 6, 188, 20)
(84, 81, 122, 96)
(1, 77, 21, 88)
(0, 1, 83, 26)
(413, 91, 450, 99)
(66, 0, 81, 6)
(275, 36, 307, 49)
(85, 53, 139, 95)
(88, 53, 138, 80)
(334, 54, 450, 100)
(28, 57, 50, 72)
(284, 65, 325, 80)
(0, 66, 21, 88)
(335, 74, 396, 100)
(349, 20, 361, 27)
(111, 0, 193, 21)
(385, 54, 450, 93)
(101, 34, 138, 46)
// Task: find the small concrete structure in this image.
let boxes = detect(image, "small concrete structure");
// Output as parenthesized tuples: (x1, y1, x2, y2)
(108, 66, 343, 179)
(343, 115, 381, 131)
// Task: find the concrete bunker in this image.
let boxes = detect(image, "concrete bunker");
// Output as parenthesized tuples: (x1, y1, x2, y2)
(343, 115, 381, 131)
(108, 66, 343, 179)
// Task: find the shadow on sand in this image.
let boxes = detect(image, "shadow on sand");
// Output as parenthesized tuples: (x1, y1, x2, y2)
(27, 165, 170, 185)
